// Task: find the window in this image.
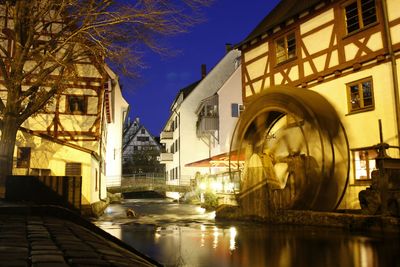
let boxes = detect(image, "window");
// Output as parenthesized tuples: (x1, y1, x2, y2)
(137, 136, 149, 142)
(141, 129, 145, 134)
(275, 32, 296, 64)
(16, 147, 31, 168)
(353, 149, 377, 180)
(231, 103, 244, 117)
(344, 0, 377, 34)
(66, 95, 87, 114)
(347, 77, 374, 112)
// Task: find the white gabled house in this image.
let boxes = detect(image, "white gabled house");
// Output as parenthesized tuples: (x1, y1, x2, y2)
(159, 48, 242, 198)
(103, 66, 129, 188)
(186, 63, 243, 199)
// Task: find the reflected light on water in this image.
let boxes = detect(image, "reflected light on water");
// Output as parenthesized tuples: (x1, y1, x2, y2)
(229, 227, 237, 251)
(200, 224, 206, 247)
(154, 227, 161, 241)
(213, 226, 220, 249)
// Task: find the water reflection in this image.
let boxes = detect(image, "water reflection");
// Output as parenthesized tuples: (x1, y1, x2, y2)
(95, 200, 400, 267)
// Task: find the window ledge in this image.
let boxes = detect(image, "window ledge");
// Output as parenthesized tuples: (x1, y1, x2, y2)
(342, 22, 379, 40)
(345, 106, 374, 116)
(349, 180, 372, 186)
(275, 56, 297, 67)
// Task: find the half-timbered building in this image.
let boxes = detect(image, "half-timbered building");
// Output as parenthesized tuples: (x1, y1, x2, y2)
(0, 3, 128, 213)
(238, 0, 400, 209)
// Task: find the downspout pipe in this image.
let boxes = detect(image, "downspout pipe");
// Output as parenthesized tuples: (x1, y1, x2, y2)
(382, 0, 400, 147)
(172, 109, 181, 185)
(98, 86, 107, 202)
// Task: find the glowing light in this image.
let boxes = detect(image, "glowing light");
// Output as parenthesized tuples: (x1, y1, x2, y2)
(211, 181, 223, 192)
(199, 182, 207, 190)
(196, 206, 206, 214)
(229, 227, 237, 251)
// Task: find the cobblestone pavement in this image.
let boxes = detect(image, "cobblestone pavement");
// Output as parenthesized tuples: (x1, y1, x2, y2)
(0, 205, 161, 267)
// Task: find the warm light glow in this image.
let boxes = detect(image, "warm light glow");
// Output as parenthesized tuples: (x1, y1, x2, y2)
(196, 206, 206, 214)
(199, 182, 207, 190)
(211, 181, 223, 192)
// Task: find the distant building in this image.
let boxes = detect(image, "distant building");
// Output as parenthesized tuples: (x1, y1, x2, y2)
(122, 118, 163, 175)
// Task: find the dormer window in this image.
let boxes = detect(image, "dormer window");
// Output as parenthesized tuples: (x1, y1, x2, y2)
(275, 32, 296, 64)
(344, 0, 377, 34)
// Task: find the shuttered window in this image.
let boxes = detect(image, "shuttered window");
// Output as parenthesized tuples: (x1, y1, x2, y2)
(65, 162, 82, 176)
(275, 32, 296, 64)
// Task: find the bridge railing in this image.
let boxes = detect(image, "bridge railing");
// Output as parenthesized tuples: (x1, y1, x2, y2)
(121, 176, 166, 188)
(107, 173, 194, 193)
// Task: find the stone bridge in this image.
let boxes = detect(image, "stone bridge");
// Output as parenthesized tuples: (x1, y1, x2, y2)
(107, 176, 193, 194)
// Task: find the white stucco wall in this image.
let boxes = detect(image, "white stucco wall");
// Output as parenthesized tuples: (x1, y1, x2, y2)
(211, 65, 242, 157)
(163, 49, 241, 185)
(104, 67, 129, 187)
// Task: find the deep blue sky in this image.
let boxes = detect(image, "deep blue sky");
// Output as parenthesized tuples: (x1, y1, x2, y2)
(120, 1, 280, 136)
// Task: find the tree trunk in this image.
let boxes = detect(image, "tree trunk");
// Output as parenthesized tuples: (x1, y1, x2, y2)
(0, 115, 19, 197)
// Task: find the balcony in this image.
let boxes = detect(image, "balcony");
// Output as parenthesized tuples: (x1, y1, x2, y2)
(160, 131, 173, 141)
(196, 116, 219, 137)
(160, 152, 173, 162)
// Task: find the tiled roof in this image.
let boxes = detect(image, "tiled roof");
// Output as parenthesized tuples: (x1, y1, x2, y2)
(238, 0, 324, 47)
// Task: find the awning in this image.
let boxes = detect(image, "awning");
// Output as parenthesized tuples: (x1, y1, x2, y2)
(185, 151, 244, 168)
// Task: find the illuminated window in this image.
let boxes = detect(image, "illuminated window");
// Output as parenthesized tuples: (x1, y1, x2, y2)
(347, 77, 374, 113)
(275, 32, 296, 64)
(344, 0, 377, 34)
(66, 95, 87, 114)
(16, 147, 31, 168)
(353, 149, 377, 180)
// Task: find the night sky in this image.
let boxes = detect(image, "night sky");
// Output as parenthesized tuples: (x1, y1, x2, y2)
(119, 1, 280, 136)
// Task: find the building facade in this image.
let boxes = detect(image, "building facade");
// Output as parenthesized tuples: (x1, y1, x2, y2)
(122, 118, 163, 175)
(159, 49, 242, 197)
(238, 0, 400, 209)
(103, 66, 129, 188)
(0, 4, 128, 211)
(187, 64, 243, 198)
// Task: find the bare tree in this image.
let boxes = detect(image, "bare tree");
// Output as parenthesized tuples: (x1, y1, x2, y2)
(0, 0, 211, 179)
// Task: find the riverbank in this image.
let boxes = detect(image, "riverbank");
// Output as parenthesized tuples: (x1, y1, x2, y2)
(0, 200, 162, 266)
(216, 205, 400, 232)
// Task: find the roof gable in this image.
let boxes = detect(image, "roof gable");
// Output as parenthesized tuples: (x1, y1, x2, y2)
(239, 0, 325, 47)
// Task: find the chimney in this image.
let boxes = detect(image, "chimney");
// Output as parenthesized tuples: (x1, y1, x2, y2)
(225, 43, 233, 53)
(201, 64, 207, 79)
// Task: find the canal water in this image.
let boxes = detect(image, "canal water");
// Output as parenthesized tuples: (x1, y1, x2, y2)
(94, 198, 400, 267)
